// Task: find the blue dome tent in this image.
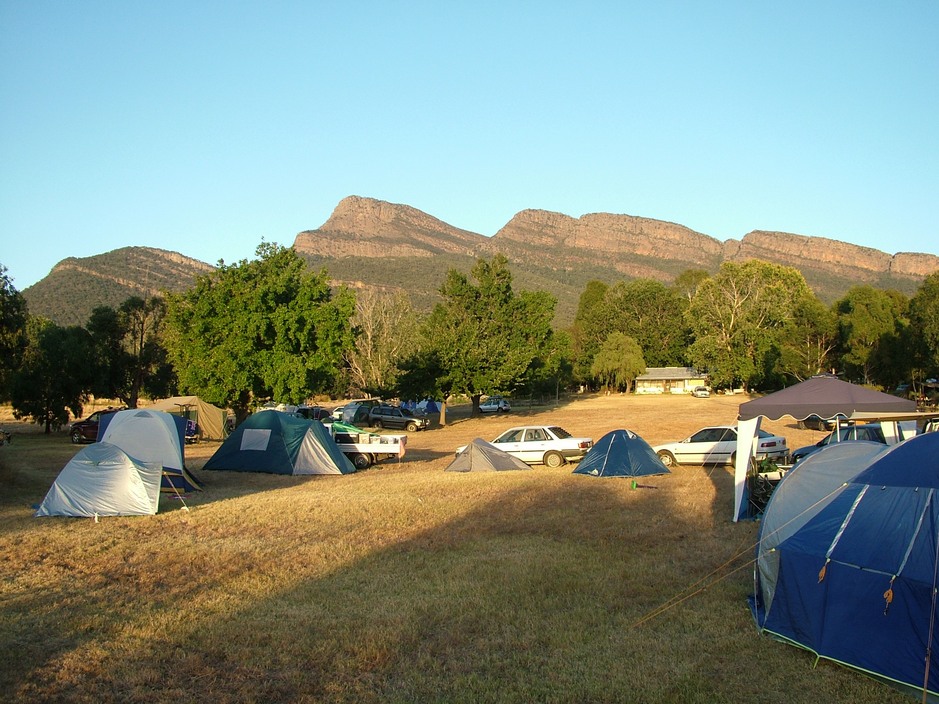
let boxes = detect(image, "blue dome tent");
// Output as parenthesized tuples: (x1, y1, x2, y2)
(752, 432, 939, 700)
(573, 429, 670, 478)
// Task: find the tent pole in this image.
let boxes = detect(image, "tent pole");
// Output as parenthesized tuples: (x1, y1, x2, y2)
(922, 509, 939, 703)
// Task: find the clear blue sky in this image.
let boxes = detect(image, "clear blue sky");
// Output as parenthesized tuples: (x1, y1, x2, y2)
(2, 2, 937, 290)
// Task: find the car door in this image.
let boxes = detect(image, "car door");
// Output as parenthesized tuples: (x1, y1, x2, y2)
(680, 428, 726, 464)
(493, 428, 526, 459)
(520, 427, 549, 463)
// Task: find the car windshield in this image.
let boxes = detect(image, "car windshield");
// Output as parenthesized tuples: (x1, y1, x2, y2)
(549, 426, 570, 439)
(495, 429, 525, 443)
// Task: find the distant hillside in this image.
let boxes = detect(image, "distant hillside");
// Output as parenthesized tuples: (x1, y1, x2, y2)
(22, 196, 939, 328)
(23, 247, 213, 326)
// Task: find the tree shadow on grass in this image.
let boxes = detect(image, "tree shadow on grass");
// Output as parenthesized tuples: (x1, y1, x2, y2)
(3, 462, 897, 704)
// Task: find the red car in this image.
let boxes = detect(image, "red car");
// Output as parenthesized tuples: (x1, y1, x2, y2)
(69, 407, 124, 443)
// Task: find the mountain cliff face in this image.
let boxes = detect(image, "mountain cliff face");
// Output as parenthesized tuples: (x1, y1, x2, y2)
(294, 195, 485, 259)
(21, 196, 939, 328)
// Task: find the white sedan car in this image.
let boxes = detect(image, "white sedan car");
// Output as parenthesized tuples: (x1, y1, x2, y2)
(653, 425, 788, 468)
(456, 425, 593, 467)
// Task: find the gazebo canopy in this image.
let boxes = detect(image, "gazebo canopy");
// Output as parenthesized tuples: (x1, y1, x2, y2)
(737, 375, 915, 422)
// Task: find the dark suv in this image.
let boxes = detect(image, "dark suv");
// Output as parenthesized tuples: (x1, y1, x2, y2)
(368, 405, 430, 432)
(790, 424, 887, 463)
(341, 399, 382, 426)
(70, 407, 124, 444)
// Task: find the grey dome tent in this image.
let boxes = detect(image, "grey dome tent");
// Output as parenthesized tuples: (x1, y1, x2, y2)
(445, 438, 532, 472)
(204, 410, 355, 475)
(573, 429, 670, 478)
(36, 442, 163, 517)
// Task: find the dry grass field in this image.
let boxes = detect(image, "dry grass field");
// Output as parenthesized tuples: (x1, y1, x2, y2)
(0, 394, 910, 703)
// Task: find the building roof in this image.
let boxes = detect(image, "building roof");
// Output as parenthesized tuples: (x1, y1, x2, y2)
(635, 367, 706, 381)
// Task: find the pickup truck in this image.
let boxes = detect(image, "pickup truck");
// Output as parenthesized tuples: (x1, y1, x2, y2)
(456, 425, 593, 467)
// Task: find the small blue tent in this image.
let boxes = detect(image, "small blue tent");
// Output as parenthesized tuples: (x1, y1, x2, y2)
(752, 432, 939, 700)
(573, 429, 670, 478)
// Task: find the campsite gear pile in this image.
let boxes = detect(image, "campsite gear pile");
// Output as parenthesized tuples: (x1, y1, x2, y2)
(752, 432, 939, 699)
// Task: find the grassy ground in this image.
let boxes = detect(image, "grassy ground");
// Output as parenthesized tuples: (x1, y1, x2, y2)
(0, 394, 910, 703)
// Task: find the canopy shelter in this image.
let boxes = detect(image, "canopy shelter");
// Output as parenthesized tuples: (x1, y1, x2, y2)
(573, 429, 670, 478)
(738, 375, 916, 423)
(733, 375, 917, 522)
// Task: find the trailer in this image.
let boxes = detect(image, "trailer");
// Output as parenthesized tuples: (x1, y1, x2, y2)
(330, 424, 407, 469)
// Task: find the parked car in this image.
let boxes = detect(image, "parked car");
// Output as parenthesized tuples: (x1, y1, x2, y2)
(456, 425, 593, 467)
(790, 424, 887, 463)
(692, 386, 710, 398)
(341, 399, 382, 426)
(653, 425, 788, 467)
(368, 404, 430, 432)
(295, 405, 332, 421)
(479, 397, 511, 413)
(796, 414, 842, 431)
(69, 407, 125, 444)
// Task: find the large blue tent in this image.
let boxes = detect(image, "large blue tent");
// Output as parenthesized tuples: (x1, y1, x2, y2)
(573, 429, 670, 478)
(752, 432, 939, 700)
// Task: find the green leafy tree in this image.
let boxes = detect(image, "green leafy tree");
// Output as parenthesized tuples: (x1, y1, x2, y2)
(86, 296, 173, 408)
(10, 318, 94, 433)
(601, 279, 690, 367)
(523, 328, 575, 403)
(673, 269, 711, 303)
(0, 264, 28, 400)
(774, 293, 838, 382)
(590, 332, 646, 392)
(570, 280, 609, 385)
(902, 273, 939, 394)
(687, 260, 812, 391)
(422, 254, 555, 415)
(164, 243, 356, 423)
(834, 286, 906, 386)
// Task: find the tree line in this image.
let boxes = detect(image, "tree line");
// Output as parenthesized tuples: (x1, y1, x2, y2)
(2, 245, 938, 432)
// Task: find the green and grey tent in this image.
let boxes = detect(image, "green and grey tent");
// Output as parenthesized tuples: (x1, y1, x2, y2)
(573, 429, 670, 478)
(445, 438, 532, 472)
(204, 410, 355, 475)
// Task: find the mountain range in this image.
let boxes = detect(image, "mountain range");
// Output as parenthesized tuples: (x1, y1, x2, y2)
(23, 195, 939, 327)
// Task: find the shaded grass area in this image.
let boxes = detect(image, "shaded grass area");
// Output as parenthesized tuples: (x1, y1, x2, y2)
(0, 401, 909, 704)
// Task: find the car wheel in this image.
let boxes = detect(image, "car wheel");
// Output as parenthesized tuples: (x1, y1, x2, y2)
(373, 420, 383, 429)
(728, 452, 737, 466)
(351, 453, 371, 470)
(405, 421, 418, 432)
(657, 450, 677, 468)
(544, 451, 565, 468)
(70, 429, 84, 444)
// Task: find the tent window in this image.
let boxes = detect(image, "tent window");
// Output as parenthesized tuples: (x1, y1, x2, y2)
(241, 428, 272, 451)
